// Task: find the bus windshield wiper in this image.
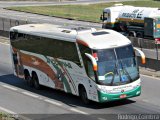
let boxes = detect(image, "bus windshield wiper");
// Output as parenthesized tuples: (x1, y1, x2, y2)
(110, 62, 118, 86)
(119, 59, 133, 82)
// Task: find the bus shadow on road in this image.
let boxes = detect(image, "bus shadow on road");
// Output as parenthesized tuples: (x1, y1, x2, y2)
(0, 74, 135, 109)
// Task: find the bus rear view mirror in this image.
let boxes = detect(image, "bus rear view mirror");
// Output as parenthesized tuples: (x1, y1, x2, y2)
(85, 53, 98, 71)
(134, 47, 146, 64)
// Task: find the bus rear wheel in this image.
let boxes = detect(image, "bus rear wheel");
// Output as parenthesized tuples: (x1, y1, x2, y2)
(128, 31, 136, 37)
(32, 73, 41, 90)
(79, 86, 89, 104)
(24, 71, 33, 87)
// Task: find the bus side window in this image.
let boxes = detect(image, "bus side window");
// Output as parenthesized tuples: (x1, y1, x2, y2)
(78, 44, 96, 81)
(17, 33, 25, 41)
(87, 61, 96, 81)
(10, 32, 18, 40)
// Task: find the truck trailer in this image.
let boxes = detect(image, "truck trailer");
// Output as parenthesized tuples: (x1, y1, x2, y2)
(101, 4, 160, 40)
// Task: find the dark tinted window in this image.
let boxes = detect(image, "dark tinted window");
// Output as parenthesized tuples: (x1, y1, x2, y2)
(78, 44, 91, 62)
(92, 31, 108, 36)
(116, 45, 135, 59)
(10, 32, 80, 65)
(78, 44, 92, 74)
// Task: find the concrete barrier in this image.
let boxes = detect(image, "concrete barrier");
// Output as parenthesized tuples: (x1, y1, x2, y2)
(0, 36, 12, 65)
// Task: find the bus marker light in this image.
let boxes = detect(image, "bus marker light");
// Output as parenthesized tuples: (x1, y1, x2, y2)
(136, 91, 141, 95)
(102, 97, 108, 100)
(92, 53, 98, 61)
(134, 47, 146, 64)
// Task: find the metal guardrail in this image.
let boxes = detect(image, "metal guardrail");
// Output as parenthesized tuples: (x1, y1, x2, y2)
(0, 17, 160, 71)
(0, 17, 30, 31)
(0, 17, 32, 37)
(128, 37, 158, 49)
(0, 17, 160, 57)
(129, 37, 160, 61)
(128, 37, 160, 71)
(0, 17, 158, 48)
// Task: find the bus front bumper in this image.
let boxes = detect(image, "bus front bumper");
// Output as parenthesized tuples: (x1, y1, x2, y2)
(98, 86, 141, 103)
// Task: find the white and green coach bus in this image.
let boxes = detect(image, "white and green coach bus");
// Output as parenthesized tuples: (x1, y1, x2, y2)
(9, 24, 145, 104)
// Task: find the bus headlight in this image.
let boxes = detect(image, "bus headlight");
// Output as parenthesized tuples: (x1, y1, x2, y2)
(136, 91, 141, 95)
(102, 96, 108, 100)
(97, 86, 111, 94)
(133, 81, 141, 89)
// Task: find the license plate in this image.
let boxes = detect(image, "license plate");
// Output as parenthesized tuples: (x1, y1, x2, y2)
(120, 94, 126, 98)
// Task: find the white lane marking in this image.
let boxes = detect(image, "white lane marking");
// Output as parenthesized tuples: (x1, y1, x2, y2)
(0, 42, 9, 45)
(70, 108, 89, 115)
(142, 99, 149, 102)
(22, 91, 39, 98)
(140, 74, 160, 81)
(2, 84, 18, 91)
(44, 99, 62, 106)
(0, 106, 17, 114)
(98, 118, 106, 120)
(0, 83, 89, 115)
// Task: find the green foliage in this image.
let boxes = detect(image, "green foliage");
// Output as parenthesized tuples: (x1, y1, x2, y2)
(7, 0, 160, 23)
(0, 0, 69, 2)
(0, 112, 15, 120)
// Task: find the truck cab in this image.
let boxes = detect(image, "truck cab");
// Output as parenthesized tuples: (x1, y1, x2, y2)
(101, 5, 123, 30)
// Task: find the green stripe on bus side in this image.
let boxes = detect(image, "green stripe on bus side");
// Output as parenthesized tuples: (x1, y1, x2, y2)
(60, 73, 72, 93)
(45, 56, 72, 93)
(61, 66, 77, 93)
(55, 61, 72, 93)
(98, 86, 141, 103)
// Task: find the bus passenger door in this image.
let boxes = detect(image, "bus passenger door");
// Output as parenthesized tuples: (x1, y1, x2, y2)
(84, 54, 99, 101)
(78, 44, 98, 101)
(87, 61, 96, 81)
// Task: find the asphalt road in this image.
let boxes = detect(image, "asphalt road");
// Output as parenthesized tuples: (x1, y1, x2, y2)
(0, 1, 160, 120)
(0, 37, 160, 120)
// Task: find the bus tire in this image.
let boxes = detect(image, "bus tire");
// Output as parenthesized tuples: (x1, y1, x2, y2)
(102, 24, 106, 29)
(136, 32, 143, 38)
(32, 72, 41, 90)
(79, 86, 89, 104)
(129, 31, 136, 37)
(24, 70, 33, 87)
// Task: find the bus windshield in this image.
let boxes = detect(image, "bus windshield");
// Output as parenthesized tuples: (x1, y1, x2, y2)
(96, 45, 139, 86)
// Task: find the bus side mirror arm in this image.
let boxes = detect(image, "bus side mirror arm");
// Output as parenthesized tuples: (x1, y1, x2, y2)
(134, 47, 146, 64)
(85, 53, 98, 71)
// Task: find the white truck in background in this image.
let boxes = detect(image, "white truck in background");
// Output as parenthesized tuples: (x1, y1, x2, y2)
(100, 4, 160, 41)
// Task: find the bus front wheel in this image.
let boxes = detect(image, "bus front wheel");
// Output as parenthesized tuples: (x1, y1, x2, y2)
(79, 86, 89, 104)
